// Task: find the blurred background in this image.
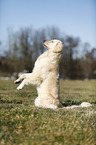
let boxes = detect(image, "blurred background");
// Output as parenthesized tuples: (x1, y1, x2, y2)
(0, 0, 96, 80)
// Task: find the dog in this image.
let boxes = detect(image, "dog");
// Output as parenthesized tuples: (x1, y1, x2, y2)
(14, 39, 92, 109)
(14, 39, 63, 109)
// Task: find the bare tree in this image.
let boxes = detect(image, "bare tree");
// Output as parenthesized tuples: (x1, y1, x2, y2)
(60, 36, 80, 79)
(2, 26, 96, 80)
(82, 48, 96, 79)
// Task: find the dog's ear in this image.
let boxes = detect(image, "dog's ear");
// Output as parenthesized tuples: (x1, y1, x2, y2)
(53, 42, 63, 53)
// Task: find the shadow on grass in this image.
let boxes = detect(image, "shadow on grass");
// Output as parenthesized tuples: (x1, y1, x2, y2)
(91, 101, 96, 104)
(0, 98, 96, 107)
(61, 100, 82, 107)
(61, 100, 96, 107)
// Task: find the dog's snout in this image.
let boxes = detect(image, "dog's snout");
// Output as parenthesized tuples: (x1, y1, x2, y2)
(43, 40, 46, 43)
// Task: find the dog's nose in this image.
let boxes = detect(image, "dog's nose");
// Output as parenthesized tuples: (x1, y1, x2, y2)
(43, 40, 46, 43)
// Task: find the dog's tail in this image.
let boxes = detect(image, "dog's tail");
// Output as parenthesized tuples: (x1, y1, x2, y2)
(62, 102, 92, 109)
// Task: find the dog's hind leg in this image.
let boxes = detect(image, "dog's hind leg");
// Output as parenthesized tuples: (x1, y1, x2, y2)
(14, 73, 32, 84)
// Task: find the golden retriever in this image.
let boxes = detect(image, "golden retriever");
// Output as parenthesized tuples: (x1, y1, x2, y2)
(14, 39, 92, 109)
(14, 40, 63, 109)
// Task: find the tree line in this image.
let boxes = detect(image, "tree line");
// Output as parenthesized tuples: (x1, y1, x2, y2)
(0, 26, 96, 79)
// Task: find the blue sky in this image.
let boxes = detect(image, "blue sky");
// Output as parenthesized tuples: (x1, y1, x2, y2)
(0, 0, 96, 48)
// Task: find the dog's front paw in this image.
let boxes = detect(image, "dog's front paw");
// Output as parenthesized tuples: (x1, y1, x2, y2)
(17, 85, 23, 90)
(14, 79, 20, 84)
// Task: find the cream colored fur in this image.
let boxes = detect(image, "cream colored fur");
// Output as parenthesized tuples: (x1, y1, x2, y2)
(14, 40, 63, 109)
(14, 39, 92, 109)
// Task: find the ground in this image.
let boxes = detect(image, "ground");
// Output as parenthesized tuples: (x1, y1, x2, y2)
(0, 79, 96, 145)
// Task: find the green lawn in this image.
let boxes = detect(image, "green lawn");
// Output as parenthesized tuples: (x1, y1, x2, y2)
(0, 79, 96, 145)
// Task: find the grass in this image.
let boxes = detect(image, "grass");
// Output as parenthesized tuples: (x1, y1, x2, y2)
(0, 79, 96, 145)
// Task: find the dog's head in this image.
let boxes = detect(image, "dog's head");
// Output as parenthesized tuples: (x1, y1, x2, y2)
(43, 39, 63, 53)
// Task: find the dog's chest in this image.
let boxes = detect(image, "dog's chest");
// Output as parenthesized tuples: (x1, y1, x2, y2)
(35, 57, 50, 67)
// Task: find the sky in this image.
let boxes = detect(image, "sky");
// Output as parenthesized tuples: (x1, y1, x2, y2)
(0, 0, 96, 50)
